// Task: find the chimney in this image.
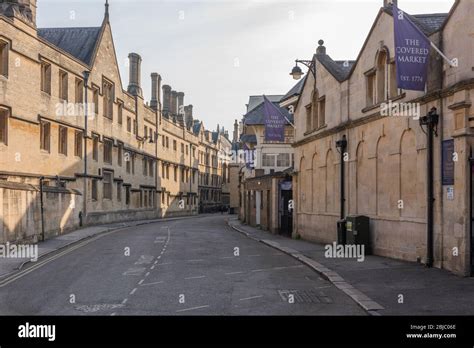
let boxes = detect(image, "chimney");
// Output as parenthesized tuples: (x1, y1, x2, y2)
(224, 130, 229, 139)
(316, 40, 326, 56)
(184, 105, 194, 129)
(177, 92, 185, 115)
(171, 90, 178, 115)
(127, 53, 143, 97)
(0, 0, 37, 27)
(162, 85, 171, 116)
(233, 119, 239, 143)
(150, 73, 161, 112)
(383, 0, 397, 7)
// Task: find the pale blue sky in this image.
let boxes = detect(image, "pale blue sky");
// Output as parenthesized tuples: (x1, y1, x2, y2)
(37, 0, 454, 132)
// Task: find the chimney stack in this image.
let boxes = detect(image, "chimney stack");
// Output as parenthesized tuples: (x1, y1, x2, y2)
(0, 0, 37, 27)
(171, 90, 178, 115)
(177, 92, 185, 115)
(184, 105, 194, 129)
(150, 73, 162, 111)
(233, 119, 239, 143)
(162, 85, 171, 116)
(316, 40, 326, 56)
(127, 53, 143, 97)
(383, 0, 397, 7)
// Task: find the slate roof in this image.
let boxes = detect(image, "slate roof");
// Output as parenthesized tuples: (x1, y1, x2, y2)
(247, 95, 283, 113)
(281, 76, 306, 102)
(383, 7, 448, 36)
(243, 100, 293, 126)
(192, 121, 202, 135)
(38, 27, 102, 65)
(316, 55, 355, 82)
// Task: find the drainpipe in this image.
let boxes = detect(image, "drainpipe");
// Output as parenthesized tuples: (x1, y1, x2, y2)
(82, 71, 90, 225)
(39, 176, 45, 241)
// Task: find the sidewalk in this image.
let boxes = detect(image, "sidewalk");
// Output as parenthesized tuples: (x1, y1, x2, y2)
(0, 214, 206, 280)
(228, 217, 474, 315)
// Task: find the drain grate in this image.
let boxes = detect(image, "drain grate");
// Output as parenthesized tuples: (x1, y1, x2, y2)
(278, 290, 333, 304)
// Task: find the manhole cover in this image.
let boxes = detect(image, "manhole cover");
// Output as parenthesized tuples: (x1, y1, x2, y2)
(278, 290, 333, 304)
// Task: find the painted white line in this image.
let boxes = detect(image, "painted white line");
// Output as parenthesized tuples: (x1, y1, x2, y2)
(225, 271, 244, 275)
(122, 298, 128, 305)
(138, 279, 144, 285)
(251, 269, 266, 272)
(140, 281, 164, 287)
(110, 312, 117, 316)
(176, 305, 209, 313)
(150, 265, 155, 270)
(145, 272, 150, 277)
(156, 262, 172, 266)
(185, 275, 206, 280)
(187, 259, 204, 262)
(239, 295, 263, 301)
(130, 288, 137, 295)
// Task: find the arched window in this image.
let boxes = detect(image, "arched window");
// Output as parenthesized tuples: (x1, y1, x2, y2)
(312, 90, 319, 130)
(376, 50, 388, 103)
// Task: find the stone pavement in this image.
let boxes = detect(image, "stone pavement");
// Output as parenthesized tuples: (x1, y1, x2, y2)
(0, 214, 206, 280)
(227, 217, 474, 315)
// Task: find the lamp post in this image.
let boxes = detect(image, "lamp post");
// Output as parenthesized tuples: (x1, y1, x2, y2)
(336, 135, 348, 220)
(82, 70, 90, 225)
(189, 144, 193, 215)
(289, 59, 315, 80)
(419, 107, 439, 268)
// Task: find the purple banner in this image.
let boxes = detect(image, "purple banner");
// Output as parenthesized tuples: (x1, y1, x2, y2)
(393, 5, 431, 91)
(263, 95, 286, 142)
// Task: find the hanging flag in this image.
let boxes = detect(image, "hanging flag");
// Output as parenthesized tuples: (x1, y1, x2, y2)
(263, 95, 287, 142)
(393, 4, 431, 91)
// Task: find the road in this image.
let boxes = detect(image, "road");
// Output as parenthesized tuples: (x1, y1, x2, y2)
(0, 215, 365, 315)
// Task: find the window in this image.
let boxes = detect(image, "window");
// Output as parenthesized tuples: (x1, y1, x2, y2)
(166, 165, 169, 179)
(0, 108, 8, 145)
(174, 166, 177, 181)
(318, 97, 326, 128)
(127, 117, 131, 132)
(40, 62, 51, 94)
(366, 72, 376, 106)
(133, 119, 137, 134)
(149, 159, 153, 177)
(181, 168, 185, 182)
(103, 79, 114, 120)
(117, 142, 123, 167)
(93, 87, 99, 115)
(162, 135, 165, 147)
(173, 140, 177, 151)
(0, 41, 8, 78)
(131, 154, 135, 174)
(277, 153, 290, 167)
(262, 154, 276, 167)
(181, 143, 184, 153)
(143, 157, 148, 176)
(91, 179, 98, 201)
(103, 171, 112, 200)
(186, 145, 188, 155)
(75, 78, 84, 104)
(74, 130, 83, 158)
(144, 190, 148, 207)
(312, 92, 319, 130)
(58, 126, 68, 155)
(40, 121, 50, 152)
(376, 50, 387, 103)
(305, 104, 312, 132)
(144, 126, 148, 138)
(126, 152, 131, 173)
(103, 138, 113, 164)
(92, 134, 99, 161)
(161, 163, 165, 178)
(59, 70, 68, 101)
(125, 186, 130, 205)
(117, 182, 122, 202)
(166, 137, 169, 148)
(118, 102, 123, 125)
(161, 191, 165, 204)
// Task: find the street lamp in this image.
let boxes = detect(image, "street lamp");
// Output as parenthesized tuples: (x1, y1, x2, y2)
(419, 107, 439, 268)
(336, 134, 347, 245)
(289, 59, 315, 80)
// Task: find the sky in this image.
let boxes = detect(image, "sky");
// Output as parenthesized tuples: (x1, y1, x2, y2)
(37, 0, 454, 133)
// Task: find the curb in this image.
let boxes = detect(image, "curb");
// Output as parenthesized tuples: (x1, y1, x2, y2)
(0, 214, 206, 281)
(227, 219, 384, 316)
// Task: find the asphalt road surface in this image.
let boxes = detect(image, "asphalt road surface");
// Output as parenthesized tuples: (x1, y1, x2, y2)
(0, 215, 365, 315)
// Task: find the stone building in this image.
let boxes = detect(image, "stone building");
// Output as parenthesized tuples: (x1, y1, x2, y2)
(292, 0, 473, 276)
(0, 0, 228, 243)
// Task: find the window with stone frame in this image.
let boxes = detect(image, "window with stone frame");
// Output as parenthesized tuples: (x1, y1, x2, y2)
(75, 78, 84, 104)
(376, 50, 388, 104)
(58, 126, 68, 155)
(92, 86, 99, 115)
(133, 119, 137, 134)
(41, 62, 51, 94)
(103, 171, 113, 200)
(91, 179, 98, 201)
(0, 40, 8, 78)
(143, 157, 148, 176)
(262, 153, 276, 167)
(149, 159, 153, 177)
(103, 138, 113, 164)
(389, 61, 399, 98)
(0, 108, 8, 145)
(277, 153, 290, 167)
(126, 152, 131, 173)
(59, 70, 68, 101)
(92, 134, 99, 161)
(118, 101, 123, 125)
(305, 104, 312, 132)
(318, 96, 326, 128)
(117, 142, 123, 167)
(125, 186, 130, 205)
(117, 182, 122, 202)
(174, 166, 177, 181)
(103, 79, 114, 120)
(173, 139, 177, 151)
(131, 154, 135, 174)
(311, 91, 319, 130)
(127, 117, 132, 133)
(74, 130, 83, 158)
(40, 120, 50, 152)
(366, 71, 376, 106)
